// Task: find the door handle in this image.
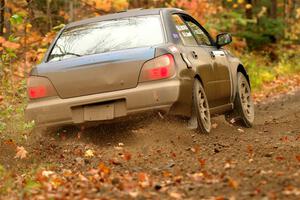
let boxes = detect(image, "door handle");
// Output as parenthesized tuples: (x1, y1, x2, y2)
(211, 51, 225, 58)
(191, 51, 198, 59)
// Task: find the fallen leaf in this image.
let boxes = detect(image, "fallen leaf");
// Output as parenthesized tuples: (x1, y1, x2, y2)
(129, 191, 139, 198)
(123, 152, 132, 161)
(247, 145, 254, 157)
(114, 146, 123, 150)
(15, 146, 28, 159)
(228, 177, 239, 189)
(3, 41, 20, 49)
(276, 156, 285, 161)
(224, 162, 231, 169)
(51, 177, 64, 188)
(169, 191, 182, 199)
(190, 145, 200, 153)
(296, 155, 300, 163)
(4, 139, 16, 147)
(84, 149, 94, 157)
(98, 163, 110, 175)
(212, 123, 218, 129)
(163, 171, 172, 178)
(280, 136, 289, 142)
(198, 158, 206, 168)
(138, 172, 150, 188)
(190, 172, 204, 182)
(42, 170, 55, 177)
(110, 158, 122, 165)
(78, 174, 88, 182)
(0, 37, 5, 43)
(237, 128, 245, 133)
(36, 171, 48, 183)
(283, 186, 300, 196)
(174, 176, 182, 183)
(230, 118, 236, 124)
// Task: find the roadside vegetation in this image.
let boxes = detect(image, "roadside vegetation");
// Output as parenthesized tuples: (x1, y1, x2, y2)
(0, 0, 299, 199)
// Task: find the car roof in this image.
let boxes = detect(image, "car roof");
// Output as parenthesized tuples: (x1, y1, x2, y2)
(66, 8, 185, 28)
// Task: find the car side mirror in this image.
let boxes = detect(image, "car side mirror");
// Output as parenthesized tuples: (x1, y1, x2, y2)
(216, 33, 232, 48)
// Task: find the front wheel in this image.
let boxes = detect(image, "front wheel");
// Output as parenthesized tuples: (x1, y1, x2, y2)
(192, 79, 211, 133)
(226, 72, 254, 127)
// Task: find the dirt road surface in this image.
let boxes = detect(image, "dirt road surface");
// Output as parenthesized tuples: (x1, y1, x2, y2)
(1, 90, 300, 199)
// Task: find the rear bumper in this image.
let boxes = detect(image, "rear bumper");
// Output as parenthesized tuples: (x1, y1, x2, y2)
(25, 80, 180, 127)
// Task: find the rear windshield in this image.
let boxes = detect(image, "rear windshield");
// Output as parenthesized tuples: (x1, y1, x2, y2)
(47, 15, 164, 62)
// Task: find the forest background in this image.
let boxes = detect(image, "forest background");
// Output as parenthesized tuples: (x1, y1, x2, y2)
(0, 0, 299, 167)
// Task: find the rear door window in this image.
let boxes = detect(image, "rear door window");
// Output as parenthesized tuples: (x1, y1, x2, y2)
(172, 14, 198, 46)
(48, 15, 164, 62)
(182, 17, 213, 46)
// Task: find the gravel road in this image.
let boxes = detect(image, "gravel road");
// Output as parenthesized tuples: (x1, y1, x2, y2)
(1, 90, 300, 199)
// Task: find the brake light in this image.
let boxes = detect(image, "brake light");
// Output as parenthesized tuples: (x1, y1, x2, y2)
(29, 86, 47, 99)
(27, 76, 57, 99)
(139, 54, 176, 82)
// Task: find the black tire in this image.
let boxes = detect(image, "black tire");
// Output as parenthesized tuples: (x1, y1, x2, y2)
(226, 72, 254, 127)
(192, 79, 211, 133)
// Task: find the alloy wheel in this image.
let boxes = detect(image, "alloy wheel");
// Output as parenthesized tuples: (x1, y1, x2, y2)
(197, 88, 210, 130)
(239, 79, 254, 120)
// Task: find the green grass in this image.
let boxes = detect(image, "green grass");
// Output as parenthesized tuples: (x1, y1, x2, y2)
(0, 79, 35, 142)
(241, 49, 300, 90)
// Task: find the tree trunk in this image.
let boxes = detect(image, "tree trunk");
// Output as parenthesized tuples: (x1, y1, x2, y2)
(69, 0, 74, 22)
(284, 0, 287, 20)
(291, 0, 296, 19)
(245, 0, 253, 19)
(47, 0, 52, 30)
(270, 0, 277, 19)
(0, 0, 5, 36)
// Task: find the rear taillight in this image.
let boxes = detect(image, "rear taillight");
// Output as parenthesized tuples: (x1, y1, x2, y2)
(27, 76, 57, 99)
(139, 54, 176, 82)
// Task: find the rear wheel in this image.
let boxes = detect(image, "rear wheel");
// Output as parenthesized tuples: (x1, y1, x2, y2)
(225, 72, 254, 127)
(192, 79, 211, 133)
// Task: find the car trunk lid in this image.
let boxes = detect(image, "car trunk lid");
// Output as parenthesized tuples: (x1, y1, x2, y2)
(36, 47, 155, 98)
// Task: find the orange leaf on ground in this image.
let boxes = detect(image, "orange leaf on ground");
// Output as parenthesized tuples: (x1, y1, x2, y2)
(4, 139, 16, 147)
(98, 162, 110, 175)
(228, 177, 239, 189)
(198, 158, 206, 168)
(247, 145, 253, 155)
(138, 172, 150, 188)
(123, 151, 132, 161)
(138, 172, 148, 182)
(0, 37, 5, 43)
(276, 156, 285, 161)
(15, 146, 28, 159)
(3, 41, 20, 49)
(295, 155, 300, 162)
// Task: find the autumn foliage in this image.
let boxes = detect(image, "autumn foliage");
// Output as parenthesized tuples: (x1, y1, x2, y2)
(0, 1, 300, 199)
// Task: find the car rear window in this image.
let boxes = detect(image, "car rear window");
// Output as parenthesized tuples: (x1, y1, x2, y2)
(47, 15, 164, 62)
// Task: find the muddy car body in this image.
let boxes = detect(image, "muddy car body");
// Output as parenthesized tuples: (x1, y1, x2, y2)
(25, 8, 254, 132)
